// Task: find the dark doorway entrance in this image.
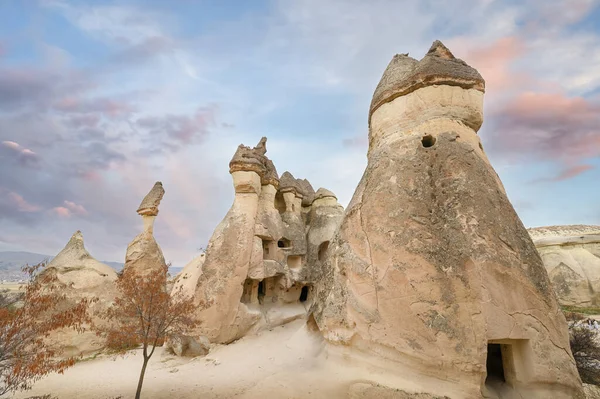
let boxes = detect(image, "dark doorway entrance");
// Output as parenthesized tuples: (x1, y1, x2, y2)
(258, 280, 266, 304)
(486, 343, 505, 383)
(299, 286, 309, 302)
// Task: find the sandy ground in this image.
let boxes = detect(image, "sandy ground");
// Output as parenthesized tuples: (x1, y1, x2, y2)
(13, 319, 345, 399)
(13, 318, 465, 399)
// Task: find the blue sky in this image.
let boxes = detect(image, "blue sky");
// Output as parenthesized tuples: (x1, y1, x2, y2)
(1, 0, 599, 266)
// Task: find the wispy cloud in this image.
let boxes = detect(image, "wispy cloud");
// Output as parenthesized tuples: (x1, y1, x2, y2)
(1, 0, 599, 261)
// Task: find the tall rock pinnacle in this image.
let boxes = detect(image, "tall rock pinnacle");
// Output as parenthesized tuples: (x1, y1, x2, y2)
(124, 182, 167, 274)
(312, 40, 583, 399)
(136, 181, 165, 216)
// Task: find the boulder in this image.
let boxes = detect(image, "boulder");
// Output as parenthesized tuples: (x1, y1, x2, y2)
(167, 334, 210, 357)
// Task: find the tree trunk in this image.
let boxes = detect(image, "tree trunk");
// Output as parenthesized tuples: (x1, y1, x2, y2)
(135, 356, 150, 399)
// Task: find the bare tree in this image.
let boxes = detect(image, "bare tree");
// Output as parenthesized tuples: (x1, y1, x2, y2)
(96, 264, 198, 399)
(0, 262, 93, 396)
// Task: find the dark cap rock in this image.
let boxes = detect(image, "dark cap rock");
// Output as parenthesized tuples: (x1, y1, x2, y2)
(137, 182, 165, 216)
(369, 40, 485, 124)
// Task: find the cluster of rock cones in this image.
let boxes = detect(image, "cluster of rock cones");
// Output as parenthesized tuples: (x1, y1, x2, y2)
(42, 41, 588, 399)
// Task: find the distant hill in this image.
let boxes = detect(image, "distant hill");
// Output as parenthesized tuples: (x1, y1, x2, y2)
(0, 251, 182, 281)
(0, 251, 124, 281)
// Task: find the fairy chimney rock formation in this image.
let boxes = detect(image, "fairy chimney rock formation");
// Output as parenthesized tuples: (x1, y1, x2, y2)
(47, 230, 117, 292)
(312, 40, 583, 399)
(529, 225, 600, 307)
(43, 231, 118, 357)
(188, 137, 343, 344)
(124, 182, 167, 274)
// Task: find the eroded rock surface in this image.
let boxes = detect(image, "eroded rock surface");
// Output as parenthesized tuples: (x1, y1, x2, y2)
(312, 40, 583, 399)
(43, 231, 118, 357)
(529, 225, 600, 307)
(124, 181, 167, 274)
(189, 138, 344, 344)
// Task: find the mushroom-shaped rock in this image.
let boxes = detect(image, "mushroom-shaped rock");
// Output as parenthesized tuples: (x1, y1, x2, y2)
(297, 179, 316, 206)
(313, 41, 583, 399)
(313, 187, 337, 201)
(137, 182, 165, 216)
(263, 159, 280, 188)
(229, 137, 271, 176)
(125, 183, 168, 275)
(370, 40, 485, 128)
(279, 171, 304, 196)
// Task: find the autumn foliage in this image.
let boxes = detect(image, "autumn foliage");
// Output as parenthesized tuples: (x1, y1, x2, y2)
(0, 261, 93, 396)
(96, 264, 198, 399)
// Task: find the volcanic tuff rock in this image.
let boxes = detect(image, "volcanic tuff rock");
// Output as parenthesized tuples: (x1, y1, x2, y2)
(186, 137, 343, 344)
(124, 182, 167, 274)
(136, 182, 165, 216)
(312, 40, 583, 399)
(43, 231, 117, 357)
(529, 225, 600, 307)
(171, 253, 206, 299)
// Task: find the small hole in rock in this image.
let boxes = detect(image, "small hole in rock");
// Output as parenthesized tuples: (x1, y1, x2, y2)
(479, 142, 484, 151)
(421, 135, 436, 148)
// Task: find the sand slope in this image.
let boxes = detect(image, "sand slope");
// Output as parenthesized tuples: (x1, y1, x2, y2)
(15, 318, 468, 399)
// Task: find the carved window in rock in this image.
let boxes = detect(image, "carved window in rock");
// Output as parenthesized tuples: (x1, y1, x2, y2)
(318, 241, 329, 262)
(274, 191, 286, 215)
(262, 239, 276, 260)
(277, 238, 292, 249)
(287, 255, 302, 270)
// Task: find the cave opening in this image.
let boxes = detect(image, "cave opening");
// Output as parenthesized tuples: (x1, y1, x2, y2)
(486, 343, 506, 383)
(299, 286, 309, 302)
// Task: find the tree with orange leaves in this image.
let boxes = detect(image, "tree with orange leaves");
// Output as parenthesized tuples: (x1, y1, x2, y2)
(96, 264, 198, 399)
(0, 261, 93, 396)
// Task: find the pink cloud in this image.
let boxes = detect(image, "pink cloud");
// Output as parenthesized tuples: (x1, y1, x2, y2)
(1, 141, 20, 150)
(488, 91, 600, 181)
(53, 97, 134, 117)
(1, 140, 37, 156)
(492, 91, 600, 160)
(63, 200, 88, 216)
(7, 192, 40, 213)
(531, 164, 594, 184)
(51, 200, 88, 218)
(448, 36, 533, 94)
(552, 164, 594, 181)
(135, 106, 217, 148)
(1, 140, 39, 167)
(82, 170, 102, 182)
(52, 207, 71, 218)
